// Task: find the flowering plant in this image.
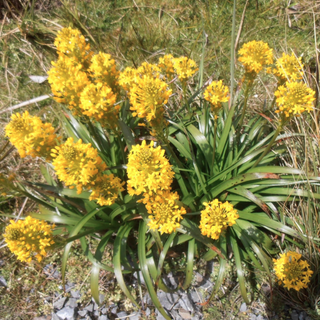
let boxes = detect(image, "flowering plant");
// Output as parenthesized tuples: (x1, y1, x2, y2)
(2, 28, 320, 318)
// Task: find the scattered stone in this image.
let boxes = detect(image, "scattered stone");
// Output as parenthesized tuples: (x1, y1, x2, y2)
(84, 303, 94, 312)
(249, 314, 257, 320)
(98, 315, 109, 320)
(117, 311, 128, 318)
(133, 271, 145, 285)
(156, 311, 169, 320)
(110, 304, 118, 314)
(299, 311, 307, 320)
(101, 307, 108, 314)
(94, 310, 100, 317)
(127, 313, 141, 320)
(291, 310, 299, 320)
(66, 298, 78, 308)
(99, 294, 106, 304)
(240, 302, 247, 312)
(169, 309, 183, 320)
(56, 306, 75, 320)
(178, 308, 192, 319)
(157, 291, 179, 309)
(54, 297, 67, 310)
(178, 294, 194, 312)
(78, 309, 88, 317)
(52, 314, 60, 320)
(33, 316, 50, 320)
(145, 308, 151, 317)
(162, 272, 179, 289)
(305, 316, 313, 320)
(0, 276, 8, 287)
(190, 290, 203, 303)
(70, 290, 81, 299)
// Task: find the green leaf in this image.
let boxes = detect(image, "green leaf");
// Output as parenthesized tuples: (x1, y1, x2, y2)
(138, 220, 171, 320)
(182, 238, 195, 290)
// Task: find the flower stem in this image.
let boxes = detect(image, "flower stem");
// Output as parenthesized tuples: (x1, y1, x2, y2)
(211, 113, 218, 175)
(238, 80, 251, 132)
(252, 124, 283, 168)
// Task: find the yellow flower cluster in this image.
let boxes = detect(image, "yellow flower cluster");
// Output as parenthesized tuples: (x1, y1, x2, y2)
(127, 140, 186, 233)
(274, 82, 315, 121)
(80, 82, 119, 129)
(51, 137, 107, 194)
(172, 56, 198, 83)
(129, 76, 172, 123)
(158, 54, 175, 81)
(49, 28, 121, 128)
(203, 80, 229, 114)
(89, 52, 120, 94)
(273, 53, 304, 82)
(54, 27, 92, 67)
(5, 111, 59, 161)
(199, 199, 239, 240)
(140, 190, 186, 234)
(4, 216, 55, 263)
(238, 40, 273, 74)
(89, 174, 125, 206)
(273, 251, 313, 291)
(127, 140, 174, 195)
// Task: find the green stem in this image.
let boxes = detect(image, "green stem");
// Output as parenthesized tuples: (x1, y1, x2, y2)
(211, 113, 218, 175)
(252, 124, 283, 168)
(183, 83, 192, 115)
(238, 81, 251, 132)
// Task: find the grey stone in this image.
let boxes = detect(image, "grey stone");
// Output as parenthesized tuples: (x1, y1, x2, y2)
(191, 315, 200, 320)
(84, 303, 94, 312)
(66, 298, 78, 308)
(52, 314, 60, 320)
(157, 291, 179, 309)
(101, 307, 108, 314)
(70, 290, 81, 299)
(98, 316, 109, 320)
(156, 311, 169, 320)
(94, 310, 99, 317)
(127, 313, 141, 320)
(99, 294, 105, 304)
(190, 290, 203, 303)
(240, 302, 247, 312)
(117, 311, 128, 318)
(110, 305, 118, 314)
(145, 308, 151, 316)
(77, 309, 88, 317)
(54, 297, 67, 310)
(256, 316, 265, 320)
(56, 306, 75, 320)
(249, 314, 257, 320)
(133, 271, 145, 285)
(162, 272, 178, 289)
(299, 311, 307, 320)
(169, 309, 183, 320)
(178, 294, 194, 312)
(178, 309, 192, 319)
(0, 276, 8, 287)
(291, 310, 299, 320)
(305, 317, 313, 320)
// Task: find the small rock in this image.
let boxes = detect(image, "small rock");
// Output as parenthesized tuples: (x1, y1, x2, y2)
(156, 311, 169, 320)
(291, 310, 299, 320)
(127, 313, 141, 320)
(116, 311, 128, 318)
(0, 276, 8, 287)
(94, 310, 99, 317)
(249, 314, 257, 320)
(66, 298, 78, 308)
(169, 309, 183, 320)
(101, 307, 108, 314)
(299, 311, 307, 320)
(145, 308, 151, 317)
(70, 290, 81, 299)
(52, 314, 60, 320)
(78, 310, 88, 317)
(133, 271, 145, 285)
(54, 297, 67, 310)
(84, 303, 94, 312)
(110, 304, 118, 314)
(162, 272, 178, 289)
(190, 290, 203, 303)
(98, 316, 109, 320)
(33, 316, 50, 320)
(56, 306, 75, 320)
(157, 291, 179, 309)
(178, 294, 194, 312)
(305, 317, 313, 320)
(240, 302, 247, 312)
(99, 294, 106, 304)
(178, 308, 192, 319)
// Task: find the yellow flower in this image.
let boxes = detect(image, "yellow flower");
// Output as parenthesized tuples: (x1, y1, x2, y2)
(238, 40, 273, 74)
(172, 56, 198, 83)
(273, 53, 304, 82)
(136, 62, 161, 79)
(80, 82, 119, 129)
(51, 137, 107, 194)
(199, 199, 239, 240)
(203, 80, 229, 113)
(89, 52, 120, 94)
(54, 27, 92, 67)
(129, 75, 172, 122)
(158, 54, 175, 81)
(5, 111, 59, 161)
(48, 55, 90, 116)
(89, 174, 125, 206)
(4, 216, 55, 263)
(140, 190, 186, 234)
(119, 67, 138, 93)
(274, 82, 315, 121)
(273, 251, 313, 291)
(127, 140, 174, 195)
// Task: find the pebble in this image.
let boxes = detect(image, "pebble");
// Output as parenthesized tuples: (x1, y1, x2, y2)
(178, 294, 194, 312)
(70, 290, 81, 299)
(66, 298, 78, 308)
(240, 302, 247, 312)
(0, 276, 8, 287)
(291, 310, 299, 320)
(54, 297, 67, 310)
(56, 306, 75, 320)
(98, 316, 109, 320)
